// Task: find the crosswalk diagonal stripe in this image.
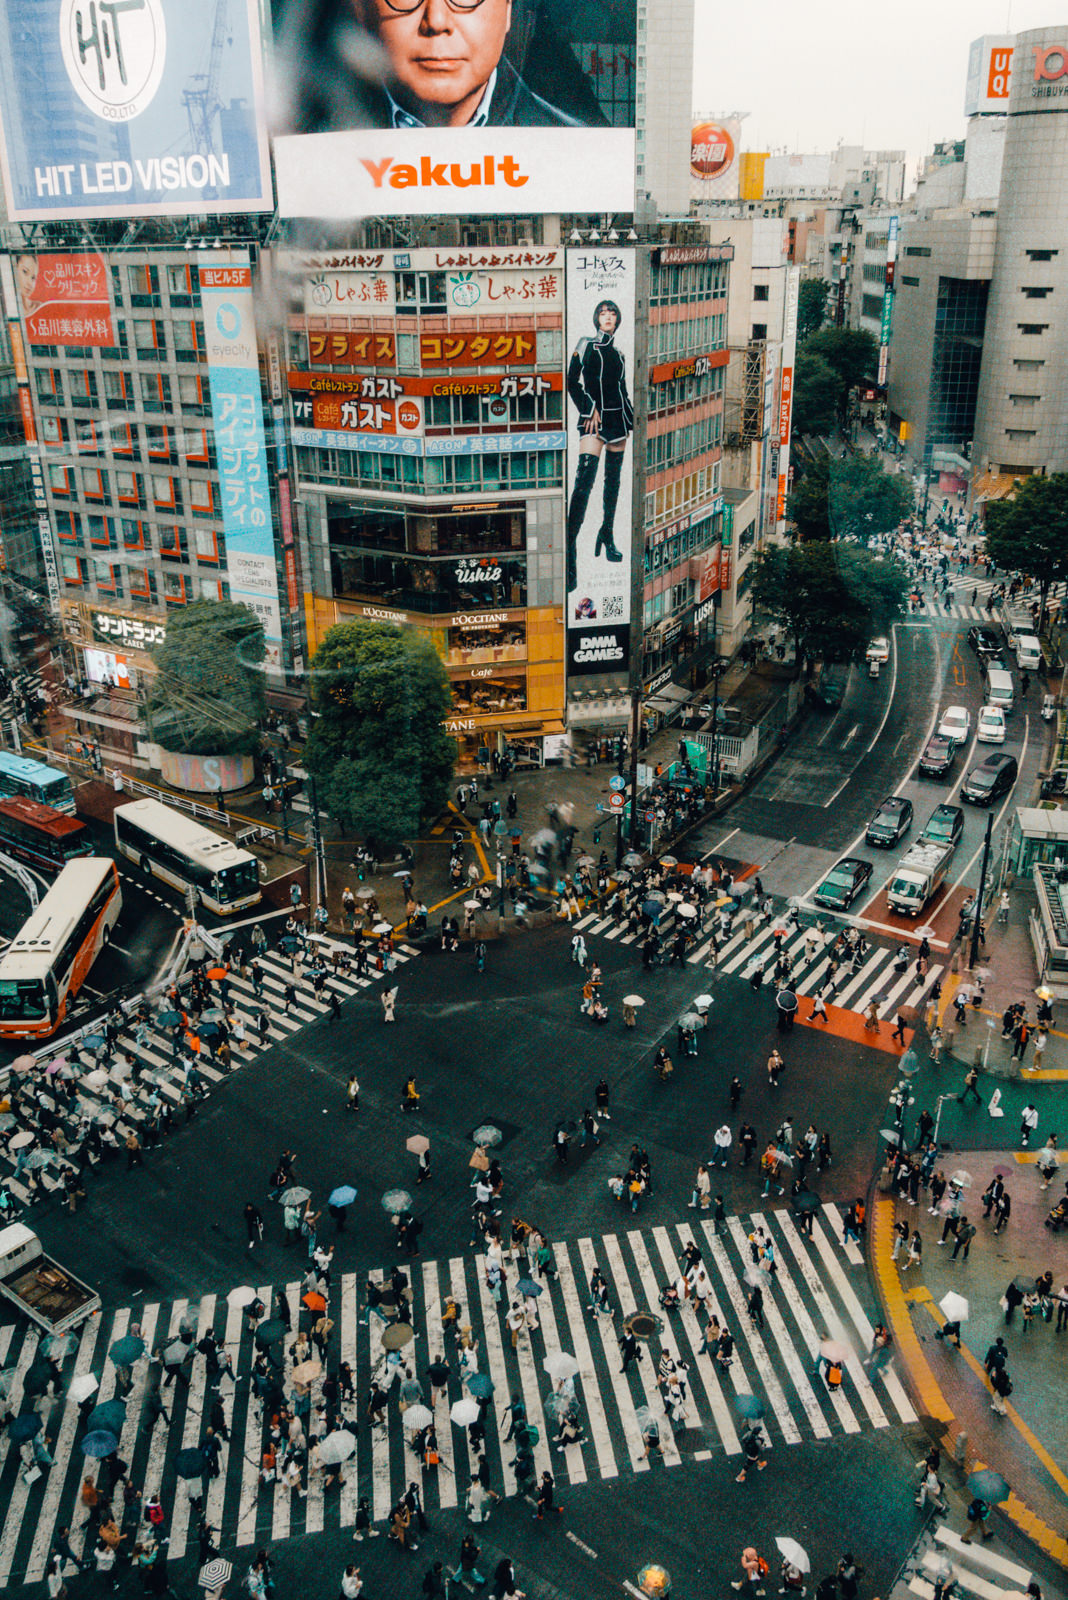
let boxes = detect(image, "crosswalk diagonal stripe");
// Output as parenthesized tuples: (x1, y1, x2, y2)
(699, 1223, 802, 1444)
(552, 1242, 618, 1480)
(420, 1261, 456, 1509)
(236, 1283, 275, 1545)
(575, 1238, 649, 1474)
(600, 1233, 681, 1466)
(728, 1217, 831, 1439)
(741, 1214, 861, 1436)
(477, 1253, 552, 1486)
(803, 1221, 916, 1424)
(529, 1254, 585, 1484)
(626, 1230, 696, 1444)
(447, 1257, 479, 1494)
(650, 1227, 740, 1455)
(775, 1212, 887, 1428)
(24, 1312, 102, 1583)
(366, 1270, 394, 1524)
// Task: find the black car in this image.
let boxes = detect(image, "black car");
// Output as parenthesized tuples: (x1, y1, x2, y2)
(918, 735, 955, 779)
(866, 795, 914, 847)
(814, 856, 874, 910)
(967, 625, 1003, 658)
(919, 803, 965, 851)
(962, 753, 1019, 805)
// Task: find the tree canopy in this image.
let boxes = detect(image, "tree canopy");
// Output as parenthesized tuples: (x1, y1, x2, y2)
(984, 473, 1068, 631)
(146, 599, 266, 754)
(787, 453, 913, 543)
(803, 327, 879, 408)
(305, 620, 455, 850)
(791, 351, 840, 438)
(797, 278, 830, 343)
(750, 540, 909, 675)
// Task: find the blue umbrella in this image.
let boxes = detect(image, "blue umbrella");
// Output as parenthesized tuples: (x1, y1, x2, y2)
(81, 1034, 106, 1050)
(82, 1430, 119, 1458)
(157, 1011, 182, 1029)
(175, 1446, 206, 1479)
(329, 1186, 357, 1207)
(8, 1412, 43, 1442)
(642, 900, 663, 920)
(466, 1373, 494, 1398)
(87, 1400, 126, 1436)
(516, 1278, 543, 1297)
(279, 936, 300, 952)
(197, 1021, 221, 1039)
(109, 1335, 145, 1366)
(734, 1392, 765, 1420)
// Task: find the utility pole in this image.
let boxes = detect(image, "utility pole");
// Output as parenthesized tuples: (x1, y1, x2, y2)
(969, 811, 994, 970)
(307, 772, 328, 910)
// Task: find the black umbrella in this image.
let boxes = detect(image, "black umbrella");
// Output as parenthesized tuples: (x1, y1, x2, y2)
(734, 1392, 765, 1419)
(791, 1191, 821, 1213)
(255, 1319, 286, 1348)
(175, 1447, 206, 1479)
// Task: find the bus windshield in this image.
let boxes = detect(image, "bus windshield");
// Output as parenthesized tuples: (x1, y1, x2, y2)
(0, 977, 50, 1021)
(217, 859, 260, 904)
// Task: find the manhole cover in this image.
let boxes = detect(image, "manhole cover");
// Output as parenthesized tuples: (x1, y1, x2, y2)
(624, 1312, 661, 1341)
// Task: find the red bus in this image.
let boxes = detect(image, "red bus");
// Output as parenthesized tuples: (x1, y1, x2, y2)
(0, 796, 91, 874)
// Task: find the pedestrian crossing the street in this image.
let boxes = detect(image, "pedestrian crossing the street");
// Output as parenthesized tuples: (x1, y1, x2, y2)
(0, 1211, 915, 1586)
(1, 936, 418, 1210)
(571, 908, 940, 1029)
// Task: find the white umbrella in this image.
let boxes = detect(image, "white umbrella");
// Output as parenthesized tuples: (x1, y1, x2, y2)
(199, 1559, 232, 1594)
(8, 1131, 34, 1150)
(694, 994, 713, 1009)
(450, 1397, 481, 1426)
(622, 995, 646, 1008)
(915, 924, 937, 938)
(818, 1338, 852, 1363)
(373, 922, 393, 935)
(543, 1351, 580, 1381)
(67, 1373, 99, 1403)
(356, 887, 376, 899)
(402, 1403, 434, 1431)
(939, 1291, 970, 1323)
(775, 1538, 810, 1574)
(317, 1431, 356, 1465)
(660, 856, 678, 867)
(226, 1285, 259, 1308)
(676, 904, 698, 919)
(83, 1070, 110, 1092)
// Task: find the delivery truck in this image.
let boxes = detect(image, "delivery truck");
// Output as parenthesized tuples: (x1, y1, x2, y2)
(886, 841, 954, 917)
(0, 1223, 100, 1336)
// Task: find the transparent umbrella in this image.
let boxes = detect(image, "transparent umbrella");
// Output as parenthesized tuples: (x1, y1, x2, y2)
(279, 1187, 311, 1207)
(382, 1189, 414, 1213)
(402, 1403, 434, 1431)
(622, 852, 644, 868)
(67, 1373, 98, 1404)
(42, 1332, 77, 1360)
(450, 1398, 480, 1426)
(774, 1538, 810, 1574)
(471, 1125, 502, 1147)
(82, 1429, 119, 1458)
(543, 1351, 579, 1381)
(950, 1170, 974, 1188)
(317, 1431, 356, 1466)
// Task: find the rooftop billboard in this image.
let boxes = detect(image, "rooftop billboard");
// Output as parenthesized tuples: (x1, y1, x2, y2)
(272, 0, 636, 216)
(0, 0, 273, 219)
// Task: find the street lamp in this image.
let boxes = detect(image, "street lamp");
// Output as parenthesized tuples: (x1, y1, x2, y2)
(708, 655, 731, 799)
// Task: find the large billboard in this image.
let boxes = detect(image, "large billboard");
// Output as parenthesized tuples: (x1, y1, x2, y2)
(0, 0, 273, 220)
(272, 0, 635, 216)
(965, 35, 1014, 117)
(565, 248, 635, 678)
(15, 253, 115, 347)
(199, 253, 283, 671)
(690, 116, 740, 201)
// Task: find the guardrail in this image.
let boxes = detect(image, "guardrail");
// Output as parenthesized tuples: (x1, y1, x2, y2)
(0, 849, 40, 911)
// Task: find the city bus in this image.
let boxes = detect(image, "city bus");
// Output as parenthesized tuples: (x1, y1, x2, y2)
(0, 796, 92, 874)
(0, 752, 76, 815)
(113, 797, 261, 915)
(0, 858, 122, 1038)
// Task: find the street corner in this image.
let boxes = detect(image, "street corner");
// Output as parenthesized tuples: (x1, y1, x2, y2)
(796, 994, 914, 1056)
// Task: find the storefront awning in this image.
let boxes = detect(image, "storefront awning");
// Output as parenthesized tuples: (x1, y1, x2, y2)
(645, 683, 691, 714)
(973, 472, 1021, 504)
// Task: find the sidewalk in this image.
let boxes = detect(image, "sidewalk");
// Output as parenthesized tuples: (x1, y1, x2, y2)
(870, 1173, 1068, 1573)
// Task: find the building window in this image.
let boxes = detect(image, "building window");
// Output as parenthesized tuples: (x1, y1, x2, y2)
(48, 463, 70, 493)
(1018, 324, 1048, 335)
(1008, 394, 1039, 405)
(1005, 429, 1036, 440)
(1021, 286, 1052, 299)
(193, 525, 218, 559)
(901, 275, 919, 287)
(1013, 358, 1044, 371)
(753, 284, 769, 302)
(190, 479, 214, 516)
(1025, 249, 1057, 261)
(751, 323, 767, 341)
(905, 246, 932, 257)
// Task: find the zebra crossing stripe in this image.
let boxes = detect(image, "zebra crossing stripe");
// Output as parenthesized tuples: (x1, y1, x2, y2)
(626, 1230, 695, 1448)
(575, 1238, 649, 1474)
(600, 1231, 681, 1466)
(171, 1295, 215, 1560)
(727, 1218, 831, 1440)
(701, 1225, 801, 1445)
(24, 1313, 101, 1583)
(420, 1261, 456, 1510)
(553, 1242, 619, 1480)
(236, 1283, 275, 1546)
(803, 1222, 916, 1425)
(650, 1226, 740, 1456)
(531, 1249, 585, 1485)
(337, 1273, 360, 1529)
(775, 1212, 887, 1430)
(447, 1257, 477, 1494)
(366, 1270, 393, 1524)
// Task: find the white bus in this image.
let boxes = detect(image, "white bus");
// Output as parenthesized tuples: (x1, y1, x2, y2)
(0, 858, 122, 1038)
(113, 798, 261, 915)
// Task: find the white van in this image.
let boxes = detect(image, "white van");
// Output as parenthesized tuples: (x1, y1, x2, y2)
(1015, 634, 1042, 671)
(985, 667, 1015, 715)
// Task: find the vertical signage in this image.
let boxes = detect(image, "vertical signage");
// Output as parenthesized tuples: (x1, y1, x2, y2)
(0, 253, 59, 610)
(565, 249, 635, 677)
(776, 268, 799, 531)
(199, 253, 282, 669)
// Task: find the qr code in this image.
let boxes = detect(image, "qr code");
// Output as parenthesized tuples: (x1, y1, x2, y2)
(603, 595, 624, 619)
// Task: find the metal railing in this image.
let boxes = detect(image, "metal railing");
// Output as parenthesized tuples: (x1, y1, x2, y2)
(0, 849, 40, 911)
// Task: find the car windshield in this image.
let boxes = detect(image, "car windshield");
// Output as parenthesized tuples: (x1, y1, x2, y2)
(826, 865, 854, 885)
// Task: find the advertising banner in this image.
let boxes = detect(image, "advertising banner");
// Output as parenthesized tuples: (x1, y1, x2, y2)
(309, 331, 398, 367)
(289, 370, 561, 398)
(690, 116, 741, 200)
(273, 0, 635, 217)
(965, 35, 1014, 116)
(293, 393, 424, 437)
(15, 253, 115, 347)
(0, 0, 273, 220)
(0, 253, 59, 610)
(565, 248, 635, 678)
(199, 255, 283, 669)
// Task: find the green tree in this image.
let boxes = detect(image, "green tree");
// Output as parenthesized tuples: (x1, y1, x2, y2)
(797, 278, 830, 342)
(305, 620, 455, 843)
(804, 327, 879, 407)
(146, 599, 266, 754)
(787, 453, 913, 543)
(750, 540, 908, 676)
(984, 473, 1068, 631)
(791, 352, 840, 437)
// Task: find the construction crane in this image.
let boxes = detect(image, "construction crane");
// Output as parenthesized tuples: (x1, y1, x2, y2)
(183, 0, 231, 163)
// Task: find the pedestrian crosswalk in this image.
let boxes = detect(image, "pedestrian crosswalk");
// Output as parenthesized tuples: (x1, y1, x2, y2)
(0, 1210, 915, 1586)
(571, 907, 939, 1028)
(2, 935, 418, 1210)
